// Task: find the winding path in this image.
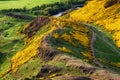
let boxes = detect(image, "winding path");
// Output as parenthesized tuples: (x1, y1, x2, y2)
(90, 31, 103, 67)
(79, 22, 103, 67)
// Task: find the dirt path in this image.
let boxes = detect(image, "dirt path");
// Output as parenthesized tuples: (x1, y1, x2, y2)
(90, 31, 103, 67)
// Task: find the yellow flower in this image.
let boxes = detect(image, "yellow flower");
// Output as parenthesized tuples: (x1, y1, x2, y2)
(71, 31, 89, 47)
(81, 52, 93, 60)
(57, 47, 72, 53)
(61, 33, 76, 46)
(70, 0, 120, 48)
(53, 33, 59, 38)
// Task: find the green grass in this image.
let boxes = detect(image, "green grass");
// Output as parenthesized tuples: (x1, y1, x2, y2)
(0, 59, 11, 75)
(0, 73, 16, 80)
(0, 0, 86, 78)
(48, 22, 120, 73)
(84, 24, 120, 73)
(0, 15, 26, 76)
(48, 60, 83, 76)
(1, 57, 83, 80)
(0, 16, 26, 53)
(16, 58, 42, 79)
(48, 27, 88, 59)
(1, 57, 42, 80)
(0, 0, 65, 10)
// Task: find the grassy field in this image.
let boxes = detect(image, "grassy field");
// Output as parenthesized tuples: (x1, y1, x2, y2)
(0, 0, 65, 10)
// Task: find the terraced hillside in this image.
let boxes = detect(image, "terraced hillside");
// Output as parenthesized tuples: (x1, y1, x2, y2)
(1, 0, 120, 80)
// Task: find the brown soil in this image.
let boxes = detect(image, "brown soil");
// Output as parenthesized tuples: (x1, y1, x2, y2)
(36, 65, 62, 78)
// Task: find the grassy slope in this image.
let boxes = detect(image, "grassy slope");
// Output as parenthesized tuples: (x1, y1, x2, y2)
(69, 0, 120, 72)
(1, 13, 120, 80)
(1, 57, 83, 80)
(1, 17, 120, 79)
(0, 0, 66, 10)
(48, 18, 120, 73)
(0, 16, 27, 76)
(0, 0, 70, 77)
(49, 20, 89, 60)
(84, 24, 120, 73)
(1, 0, 120, 79)
(70, 0, 120, 48)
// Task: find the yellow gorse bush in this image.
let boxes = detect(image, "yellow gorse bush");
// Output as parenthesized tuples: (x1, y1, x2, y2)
(112, 31, 120, 47)
(57, 47, 72, 53)
(110, 62, 120, 68)
(70, 31, 89, 47)
(52, 18, 90, 47)
(115, 62, 120, 68)
(61, 33, 76, 46)
(53, 33, 59, 39)
(11, 24, 56, 72)
(70, 0, 120, 48)
(11, 36, 41, 72)
(81, 51, 94, 60)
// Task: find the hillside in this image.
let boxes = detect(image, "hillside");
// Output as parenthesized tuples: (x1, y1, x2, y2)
(70, 0, 120, 70)
(0, 0, 120, 80)
(70, 0, 120, 48)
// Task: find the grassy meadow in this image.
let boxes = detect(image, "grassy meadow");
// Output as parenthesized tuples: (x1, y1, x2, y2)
(0, 0, 65, 10)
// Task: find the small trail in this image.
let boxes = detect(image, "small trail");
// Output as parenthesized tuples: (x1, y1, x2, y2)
(79, 22, 103, 67)
(90, 31, 103, 67)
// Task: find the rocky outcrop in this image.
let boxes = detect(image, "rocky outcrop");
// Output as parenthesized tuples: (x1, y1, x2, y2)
(53, 54, 120, 80)
(23, 16, 50, 37)
(37, 35, 60, 61)
(66, 60, 96, 74)
(36, 65, 62, 78)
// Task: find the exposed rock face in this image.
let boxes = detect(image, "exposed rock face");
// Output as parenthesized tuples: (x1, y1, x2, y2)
(23, 16, 50, 37)
(53, 55, 120, 80)
(37, 36, 59, 61)
(66, 60, 96, 74)
(36, 65, 62, 78)
(104, 0, 119, 8)
(37, 46, 58, 61)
